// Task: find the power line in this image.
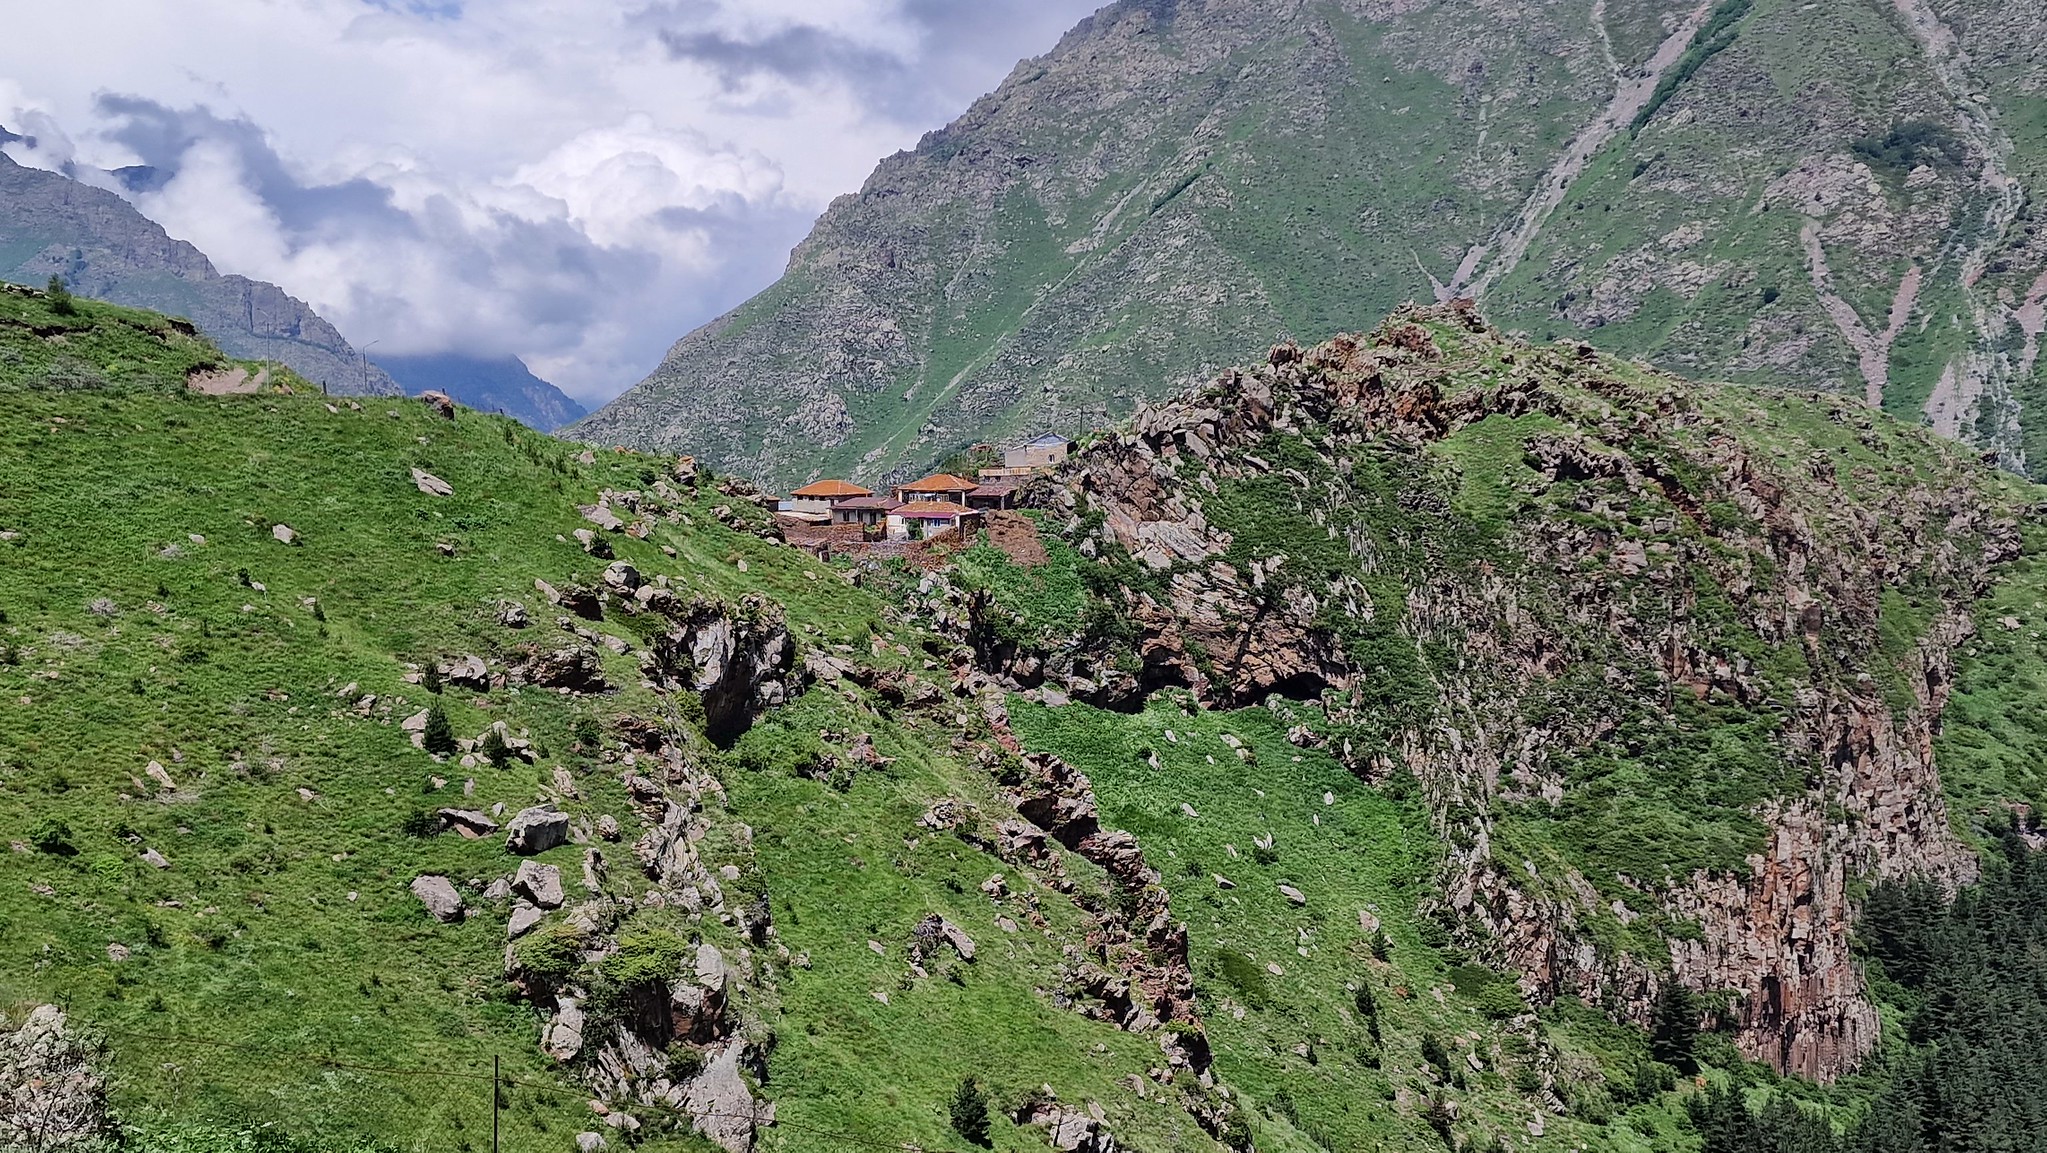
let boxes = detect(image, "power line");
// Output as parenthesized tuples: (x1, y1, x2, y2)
(102, 1026, 978, 1153)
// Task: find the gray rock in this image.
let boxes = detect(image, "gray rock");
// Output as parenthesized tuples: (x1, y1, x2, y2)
(595, 814, 622, 841)
(507, 902, 546, 940)
(443, 654, 489, 689)
(515, 861, 566, 908)
(499, 601, 530, 628)
(505, 805, 570, 855)
(682, 1042, 758, 1152)
(541, 998, 585, 1061)
(437, 808, 500, 838)
(141, 848, 170, 870)
(1278, 884, 1307, 906)
(410, 875, 464, 922)
(271, 524, 298, 545)
(575, 1134, 606, 1153)
(411, 468, 453, 497)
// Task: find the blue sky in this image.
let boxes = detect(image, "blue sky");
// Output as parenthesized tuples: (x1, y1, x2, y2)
(0, 0, 1103, 401)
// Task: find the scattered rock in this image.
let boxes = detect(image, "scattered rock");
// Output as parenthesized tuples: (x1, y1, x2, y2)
(1212, 874, 1234, 889)
(575, 1134, 606, 1153)
(410, 875, 464, 922)
(595, 814, 622, 841)
(144, 760, 177, 791)
(141, 848, 169, 870)
(418, 391, 457, 419)
(271, 524, 298, 545)
(411, 468, 453, 497)
(1279, 884, 1307, 906)
(499, 601, 530, 628)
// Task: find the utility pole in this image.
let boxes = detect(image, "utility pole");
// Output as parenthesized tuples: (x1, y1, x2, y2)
(492, 1054, 501, 1153)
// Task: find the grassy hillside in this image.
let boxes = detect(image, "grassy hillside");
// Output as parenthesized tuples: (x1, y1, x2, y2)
(10, 289, 2047, 1153)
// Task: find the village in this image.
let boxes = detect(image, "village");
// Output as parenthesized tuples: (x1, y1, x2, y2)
(771, 433, 1073, 558)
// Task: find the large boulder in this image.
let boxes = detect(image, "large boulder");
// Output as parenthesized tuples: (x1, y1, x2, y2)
(681, 1042, 759, 1153)
(505, 806, 570, 855)
(410, 875, 464, 923)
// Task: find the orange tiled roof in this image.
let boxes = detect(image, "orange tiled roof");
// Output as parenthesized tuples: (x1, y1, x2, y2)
(791, 478, 874, 499)
(898, 473, 978, 492)
(896, 501, 975, 517)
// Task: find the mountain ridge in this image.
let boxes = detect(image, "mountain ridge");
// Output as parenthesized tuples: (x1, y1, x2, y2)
(0, 146, 399, 395)
(575, 0, 2047, 488)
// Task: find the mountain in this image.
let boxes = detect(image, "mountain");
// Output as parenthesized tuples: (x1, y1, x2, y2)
(0, 147, 399, 395)
(377, 352, 587, 431)
(577, 0, 2047, 488)
(6, 287, 2047, 1151)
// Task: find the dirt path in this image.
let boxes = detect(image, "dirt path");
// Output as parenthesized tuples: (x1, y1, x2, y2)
(1452, 0, 1715, 300)
(1801, 220, 1920, 410)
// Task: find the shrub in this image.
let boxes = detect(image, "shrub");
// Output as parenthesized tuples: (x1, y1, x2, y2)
(947, 1077, 992, 1147)
(479, 727, 511, 769)
(30, 817, 77, 856)
(46, 275, 76, 315)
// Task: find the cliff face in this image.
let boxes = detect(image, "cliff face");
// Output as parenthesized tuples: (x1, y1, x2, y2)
(0, 152, 398, 395)
(582, 0, 2047, 487)
(970, 304, 2037, 1079)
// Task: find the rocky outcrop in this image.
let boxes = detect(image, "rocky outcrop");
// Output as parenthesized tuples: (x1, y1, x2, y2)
(999, 305, 2024, 1079)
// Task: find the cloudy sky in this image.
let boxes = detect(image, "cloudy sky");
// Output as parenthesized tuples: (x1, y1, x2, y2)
(0, 0, 1102, 402)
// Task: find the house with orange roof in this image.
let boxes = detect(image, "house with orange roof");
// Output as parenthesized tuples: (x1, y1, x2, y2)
(890, 499, 980, 540)
(781, 478, 875, 523)
(890, 472, 978, 505)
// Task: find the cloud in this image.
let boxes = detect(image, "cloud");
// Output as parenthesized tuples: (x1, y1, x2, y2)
(0, 0, 1105, 401)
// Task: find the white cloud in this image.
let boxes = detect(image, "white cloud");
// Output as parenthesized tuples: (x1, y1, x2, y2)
(0, 0, 1104, 402)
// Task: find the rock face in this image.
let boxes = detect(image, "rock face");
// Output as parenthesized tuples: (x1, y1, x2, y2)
(575, 0, 2047, 485)
(504, 806, 570, 856)
(646, 595, 798, 745)
(996, 306, 2024, 1080)
(0, 150, 398, 395)
(410, 875, 464, 923)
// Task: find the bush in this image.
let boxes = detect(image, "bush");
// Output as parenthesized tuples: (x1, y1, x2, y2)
(30, 817, 77, 856)
(947, 1077, 992, 1147)
(422, 704, 457, 757)
(479, 727, 511, 769)
(46, 275, 76, 315)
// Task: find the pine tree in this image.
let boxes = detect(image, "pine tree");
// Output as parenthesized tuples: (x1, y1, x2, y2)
(422, 704, 457, 757)
(1649, 983, 1699, 1074)
(46, 274, 75, 315)
(948, 1076, 991, 1147)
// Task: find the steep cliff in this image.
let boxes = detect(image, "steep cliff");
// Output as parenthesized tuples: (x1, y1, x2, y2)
(944, 303, 2042, 1081)
(0, 150, 398, 395)
(580, 0, 2047, 486)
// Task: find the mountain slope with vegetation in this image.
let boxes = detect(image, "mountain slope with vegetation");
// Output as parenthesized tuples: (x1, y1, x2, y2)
(0, 148, 398, 396)
(6, 287, 2047, 1153)
(578, 0, 2047, 488)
